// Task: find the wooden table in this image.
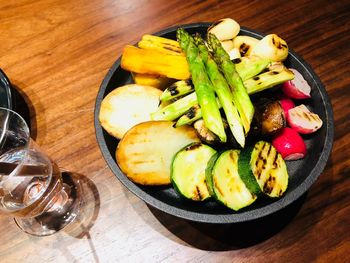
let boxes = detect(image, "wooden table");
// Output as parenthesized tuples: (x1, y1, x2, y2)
(0, 0, 349, 262)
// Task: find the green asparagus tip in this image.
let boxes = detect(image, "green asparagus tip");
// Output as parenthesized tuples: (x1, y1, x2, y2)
(177, 28, 190, 50)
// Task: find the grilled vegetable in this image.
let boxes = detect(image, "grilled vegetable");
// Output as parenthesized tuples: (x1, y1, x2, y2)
(159, 63, 294, 124)
(99, 84, 162, 139)
(208, 33, 254, 134)
(151, 92, 198, 121)
(160, 79, 194, 102)
(132, 73, 174, 90)
(138, 34, 184, 56)
(272, 127, 307, 160)
(251, 34, 289, 62)
(233, 56, 271, 81)
(116, 121, 200, 185)
(287, 104, 323, 134)
(232, 35, 259, 57)
(193, 119, 223, 146)
(121, 45, 190, 80)
(282, 69, 311, 99)
(206, 150, 257, 211)
(175, 104, 202, 127)
(195, 34, 245, 147)
(278, 95, 295, 119)
(208, 18, 240, 41)
(244, 62, 295, 94)
(239, 141, 288, 197)
(177, 29, 226, 142)
(171, 143, 216, 201)
(252, 99, 286, 136)
(227, 48, 241, 60)
(220, 39, 234, 53)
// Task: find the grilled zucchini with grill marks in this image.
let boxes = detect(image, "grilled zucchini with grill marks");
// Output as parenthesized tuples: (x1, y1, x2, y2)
(171, 143, 216, 201)
(239, 141, 288, 198)
(206, 150, 257, 211)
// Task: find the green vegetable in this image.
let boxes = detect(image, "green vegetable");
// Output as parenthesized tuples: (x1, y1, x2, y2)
(206, 150, 257, 211)
(234, 56, 271, 81)
(160, 79, 194, 102)
(194, 34, 245, 148)
(238, 141, 288, 198)
(175, 104, 202, 127)
(151, 92, 198, 121)
(244, 62, 295, 94)
(171, 142, 216, 201)
(207, 33, 254, 134)
(177, 29, 226, 142)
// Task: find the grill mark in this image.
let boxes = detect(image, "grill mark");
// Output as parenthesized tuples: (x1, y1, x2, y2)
(232, 58, 242, 64)
(303, 112, 312, 121)
(163, 45, 182, 52)
(213, 176, 224, 196)
(263, 175, 276, 194)
(186, 106, 198, 119)
(272, 151, 279, 169)
(239, 43, 250, 56)
(168, 84, 180, 96)
(186, 143, 202, 151)
(195, 185, 202, 200)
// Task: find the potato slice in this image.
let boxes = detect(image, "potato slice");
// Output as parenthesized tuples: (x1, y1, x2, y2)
(116, 121, 200, 185)
(99, 84, 162, 139)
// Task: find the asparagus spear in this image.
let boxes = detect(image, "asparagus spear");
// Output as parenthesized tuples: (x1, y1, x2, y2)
(207, 33, 254, 134)
(177, 29, 226, 142)
(194, 34, 245, 147)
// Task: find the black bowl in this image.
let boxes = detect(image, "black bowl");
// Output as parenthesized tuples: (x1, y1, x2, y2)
(0, 69, 12, 110)
(94, 23, 334, 223)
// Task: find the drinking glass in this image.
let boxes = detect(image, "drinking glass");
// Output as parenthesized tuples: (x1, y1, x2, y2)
(0, 107, 81, 236)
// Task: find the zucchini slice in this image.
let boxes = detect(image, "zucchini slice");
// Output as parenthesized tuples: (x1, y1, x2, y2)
(206, 150, 257, 211)
(171, 142, 216, 201)
(239, 141, 288, 198)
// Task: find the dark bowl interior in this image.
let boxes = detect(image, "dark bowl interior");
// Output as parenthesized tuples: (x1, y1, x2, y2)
(0, 69, 12, 110)
(94, 23, 334, 223)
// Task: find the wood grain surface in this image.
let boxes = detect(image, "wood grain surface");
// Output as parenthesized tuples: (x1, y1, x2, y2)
(0, 0, 349, 262)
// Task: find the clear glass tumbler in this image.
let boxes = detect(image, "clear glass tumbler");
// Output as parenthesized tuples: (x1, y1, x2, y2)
(0, 107, 81, 236)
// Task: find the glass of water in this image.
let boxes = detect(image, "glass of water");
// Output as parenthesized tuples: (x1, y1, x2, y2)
(0, 107, 81, 236)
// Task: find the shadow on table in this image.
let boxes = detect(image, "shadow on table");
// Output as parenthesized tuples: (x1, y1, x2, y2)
(63, 172, 101, 239)
(10, 85, 37, 139)
(148, 193, 307, 250)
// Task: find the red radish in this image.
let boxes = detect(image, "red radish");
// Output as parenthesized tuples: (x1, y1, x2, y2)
(279, 96, 295, 119)
(272, 127, 307, 160)
(287, 104, 323, 134)
(282, 69, 311, 99)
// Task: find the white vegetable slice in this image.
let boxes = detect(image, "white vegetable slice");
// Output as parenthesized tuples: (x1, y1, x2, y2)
(99, 84, 162, 139)
(208, 18, 240, 41)
(250, 34, 289, 61)
(232, 35, 259, 56)
(287, 104, 323, 134)
(116, 121, 200, 185)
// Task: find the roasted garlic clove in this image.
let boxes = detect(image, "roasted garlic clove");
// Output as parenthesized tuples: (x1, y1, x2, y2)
(250, 34, 289, 61)
(232, 35, 259, 57)
(208, 18, 240, 41)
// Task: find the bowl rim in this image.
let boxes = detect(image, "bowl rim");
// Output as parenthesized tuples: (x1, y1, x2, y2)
(0, 69, 13, 110)
(94, 22, 334, 223)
